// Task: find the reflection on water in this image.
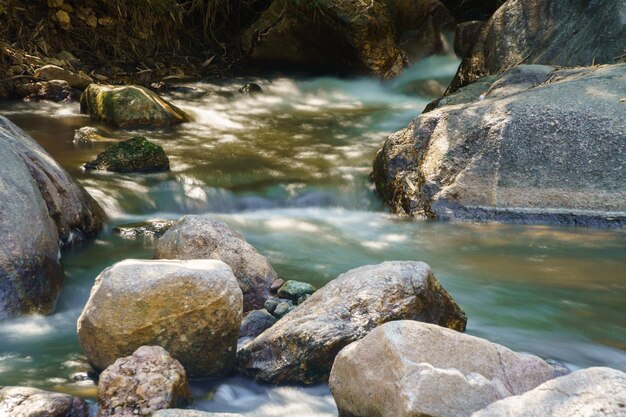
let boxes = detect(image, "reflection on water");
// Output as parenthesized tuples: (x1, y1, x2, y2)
(0, 54, 625, 416)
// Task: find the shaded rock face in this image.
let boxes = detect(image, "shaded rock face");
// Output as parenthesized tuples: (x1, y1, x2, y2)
(243, 0, 451, 78)
(27, 80, 74, 102)
(83, 136, 170, 173)
(97, 346, 191, 417)
(237, 261, 467, 384)
(373, 64, 626, 227)
(330, 321, 564, 417)
(441, 0, 503, 21)
(77, 259, 243, 377)
(239, 309, 277, 338)
(0, 115, 103, 320)
(448, 0, 626, 92)
(0, 386, 89, 417)
(80, 84, 190, 128)
(154, 216, 277, 312)
(472, 367, 626, 417)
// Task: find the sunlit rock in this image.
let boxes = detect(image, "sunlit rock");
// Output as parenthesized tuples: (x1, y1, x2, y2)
(373, 63, 626, 227)
(237, 261, 467, 384)
(80, 84, 190, 128)
(77, 259, 242, 377)
(330, 320, 566, 417)
(34, 64, 92, 90)
(155, 216, 277, 312)
(0, 386, 88, 417)
(98, 346, 191, 417)
(472, 367, 626, 417)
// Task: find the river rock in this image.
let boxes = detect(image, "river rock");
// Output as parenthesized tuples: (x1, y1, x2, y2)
(80, 84, 190, 128)
(0, 115, 103, 320)
(77, 259, 242, 377)
(239, 83, 262, 95)
(276, 280, 316, 301)
(155, 411, 244, 417)
(240, 309, 276, 338)
(330, 320, 564, 417)
(35, 64, 92, 89)
(113, 220, 174, 238)
(97, 346, 191, 417)
(441, 0, 503, 21)
(472, 367, 626, 417)
(454, 20, 483, 58)
(154, 216, 277, 312)
(448, 0, 626, 92)
(237, 261, 467, 384)
(0, 386, 88, 417)
(373, 63, 626, 227)
(27, 80, 74, 102)
(83, 136, 170, 173)
(73, 126, 115, 143)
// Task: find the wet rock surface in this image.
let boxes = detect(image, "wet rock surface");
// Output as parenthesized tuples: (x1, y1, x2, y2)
(83, 136, 170, 173)
(237, 261, 467, 384)
(97, 346, 191, 417)
(78, 259, 242, 377)
(80, 84, 190, 128)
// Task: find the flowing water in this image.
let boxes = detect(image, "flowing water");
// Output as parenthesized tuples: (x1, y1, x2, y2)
(0, 55, 625, 416)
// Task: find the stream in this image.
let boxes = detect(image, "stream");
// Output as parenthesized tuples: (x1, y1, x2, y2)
(0, 55, 625, 416)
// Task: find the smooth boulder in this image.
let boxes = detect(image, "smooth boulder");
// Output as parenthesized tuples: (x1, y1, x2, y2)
(448, 0, 626, 92)
(98, 346, 191, 417)
(0, 115, 103, 320)
(77, 259, 242, 377)
(473, 367, 626, 417)
(155, 412, 244, 417)
(83, 136, 170, 173)
(80, 84, 190, 128)
(373, 63, 626, 227)
(154, 216, 277, 312)
(330, 321, 565, 417)
(237, 261, 467, 384)
(34, 64, 92, 90)
(0, 386, 88, 417)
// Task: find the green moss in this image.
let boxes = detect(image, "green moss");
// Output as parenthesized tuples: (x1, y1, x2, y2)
(84, 136, 170, 173)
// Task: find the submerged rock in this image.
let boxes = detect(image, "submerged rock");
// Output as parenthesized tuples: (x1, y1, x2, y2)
(472, 367, 626, 417)
(155, 216, 277, 312)
(239, 309, 277, 338)
(0, 115, 103, 320)
(330, 321, 565, 417)
(0, 386, 88, 417)
(80, 84, 190, 128)
(238, 83, 263, 95)
(73, 126, 115, 144)
(237, 261, 467, 384)
(34, 64, 92, 89)
(448, 0, 626, 92)
(83, 136, 170, 173)
(373, 63, 626, 227)
(77, 259, 242, 377)
(98, 346, 191, 417)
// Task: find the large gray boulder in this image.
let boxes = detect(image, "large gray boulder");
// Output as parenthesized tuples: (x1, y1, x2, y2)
(0, 386, 89, 417)
(77, 259, 242, 377)
(0, 115, 103, 320)
(155, 412, 244, 417)
(448, 0, 626, 92)
(98, 346, 191, 417)
(472, 367, 626, 417)
(154, 216, 277, 312)
(373, 63, 626, 227)
(242, 0, 453, 78)
(330, 321, 565, 417)
(237, 261, 467, 384)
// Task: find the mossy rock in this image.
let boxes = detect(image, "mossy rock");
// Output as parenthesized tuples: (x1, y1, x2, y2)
(277, 280, 316, 301)
(84, 136, 169, 173)
(80, 84, 190, 128)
